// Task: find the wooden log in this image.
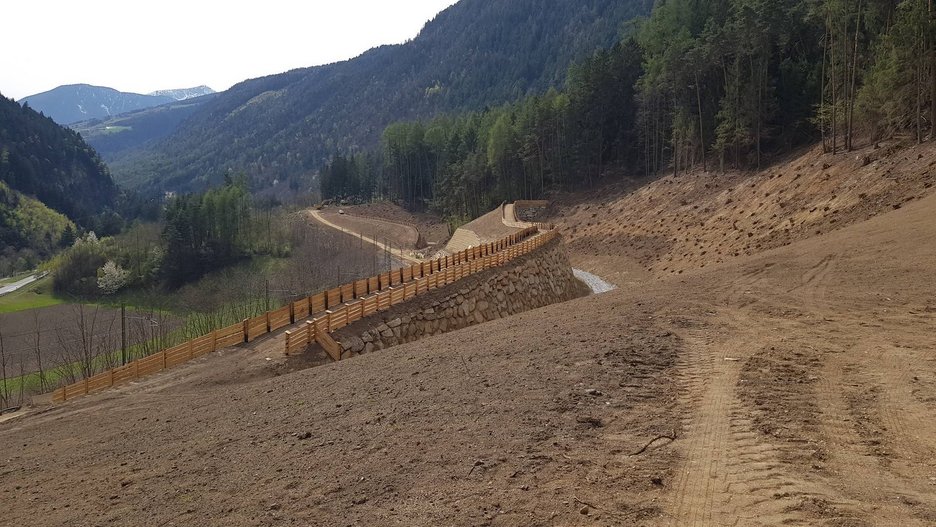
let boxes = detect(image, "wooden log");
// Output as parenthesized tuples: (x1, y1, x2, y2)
(310, 292, 326, 314)
(390, 287, 404, 306)
(269, 305, 292, 332)
(292, 298, 310, 322)
(191, 332, 216, 357)
(347, 300, 364, 323)
(377, 291, 391, 311)
(329, 305, 349, 330)
(354, 279, 369, 298)
(363, 295, 378, 316)
(326, 288, 341, 309)
(315, 329, 342, 362)
(340, 283, 354, 303)
(216, 322, 245, 348)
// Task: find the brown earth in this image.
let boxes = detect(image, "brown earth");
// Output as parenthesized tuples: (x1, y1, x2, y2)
(335, 202, 452, 247)
(464, 206, 523, 241)
(550, 140, 936, 281)
(1, 142, 935, 526)
(318, 210, 420, 252)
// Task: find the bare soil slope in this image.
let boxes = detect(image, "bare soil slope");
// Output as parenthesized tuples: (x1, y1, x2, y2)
(1, 144, 934, 526)
(551, 141, 936, 280)
(338, 202, 452, 247)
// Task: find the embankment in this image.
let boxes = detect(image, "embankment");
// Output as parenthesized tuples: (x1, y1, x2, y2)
(332, 236, 587, 354)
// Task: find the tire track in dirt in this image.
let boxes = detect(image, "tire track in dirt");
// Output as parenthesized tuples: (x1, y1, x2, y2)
(818, 331, 936, 525)
(667, 250, 857, 526)
(667, 316, 815, 526)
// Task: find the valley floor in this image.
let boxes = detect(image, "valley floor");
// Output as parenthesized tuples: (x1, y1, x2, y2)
(1, 144, 934, 526)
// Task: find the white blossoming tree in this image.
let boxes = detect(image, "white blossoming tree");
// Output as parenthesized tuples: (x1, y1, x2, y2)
(97, 260, 129, 295)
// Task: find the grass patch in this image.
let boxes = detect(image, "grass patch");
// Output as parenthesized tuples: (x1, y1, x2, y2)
(102, 125, 132, 134)
(0, 275, 64, 313)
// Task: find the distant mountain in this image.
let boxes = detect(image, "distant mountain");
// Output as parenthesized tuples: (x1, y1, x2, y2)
(148, 86, 215, 101)
(19, 84, 174, 125)
(0, 93, 118, 270)
(111, 0, 652, 194)
(73, 93, 218, 167)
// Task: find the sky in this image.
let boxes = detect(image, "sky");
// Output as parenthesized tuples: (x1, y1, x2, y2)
(0, 0, 460, 101)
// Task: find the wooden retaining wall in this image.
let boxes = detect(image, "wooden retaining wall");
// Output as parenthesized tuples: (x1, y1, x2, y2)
(51, 225, 550, 403)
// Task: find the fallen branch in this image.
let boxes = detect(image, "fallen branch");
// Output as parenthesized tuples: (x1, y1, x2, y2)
(629, 432, 677, 456)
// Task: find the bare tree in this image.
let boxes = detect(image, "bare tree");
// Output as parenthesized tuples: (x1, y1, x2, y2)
(0, 320, 8, 412)
(55, 304, 117, 381)
(32, 310, 45, 393)
(15, 354, 27, 409)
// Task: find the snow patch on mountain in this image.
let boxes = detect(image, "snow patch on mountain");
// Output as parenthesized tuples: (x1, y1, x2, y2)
(147, 86, 215, 101)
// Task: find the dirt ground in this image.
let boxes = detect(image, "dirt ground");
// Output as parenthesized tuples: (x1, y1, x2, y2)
(318, 210, 419, 251)
(463, 206, 523, 241)
(1, 142, 935, 526)
(336, 202, 452, 248)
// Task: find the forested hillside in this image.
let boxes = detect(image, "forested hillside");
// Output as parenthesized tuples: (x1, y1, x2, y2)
(109, 0, 653, 194)
(0, 94, 118, 272)
(321, 0, 936, 221)
(72, 94, 217, 163)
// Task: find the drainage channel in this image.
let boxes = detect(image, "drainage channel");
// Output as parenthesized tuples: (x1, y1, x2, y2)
(573, 268, 617, 295)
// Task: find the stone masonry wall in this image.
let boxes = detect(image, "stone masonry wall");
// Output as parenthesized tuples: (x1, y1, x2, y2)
(332, 237, 585, 356)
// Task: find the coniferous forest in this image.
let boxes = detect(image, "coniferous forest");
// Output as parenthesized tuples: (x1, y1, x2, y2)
(321, 0, 936, 222)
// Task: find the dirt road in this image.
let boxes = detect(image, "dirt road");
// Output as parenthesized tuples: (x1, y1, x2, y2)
(309, 209, 423, 264)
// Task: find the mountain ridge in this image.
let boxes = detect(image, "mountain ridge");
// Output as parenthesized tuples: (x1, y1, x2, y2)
(19, 84, 174, 125)
(19, 84, 215, 126)
(110, 0, 653, 194)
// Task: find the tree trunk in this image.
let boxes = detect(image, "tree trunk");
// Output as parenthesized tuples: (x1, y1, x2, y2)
(930, 0, 935, 140)
(830, 13, 838, 155)
(696, 71, 706, 172)
(848, 0, 862, 151)
(821, 23, 828, 152)
(843, 9, 851, 151)
(0, 323, 7, 412)
(756, 57, 764, 170)
(918, 30, 924, 144)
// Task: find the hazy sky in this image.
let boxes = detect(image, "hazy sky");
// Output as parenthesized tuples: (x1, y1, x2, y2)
(0, 0, 459, 101)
